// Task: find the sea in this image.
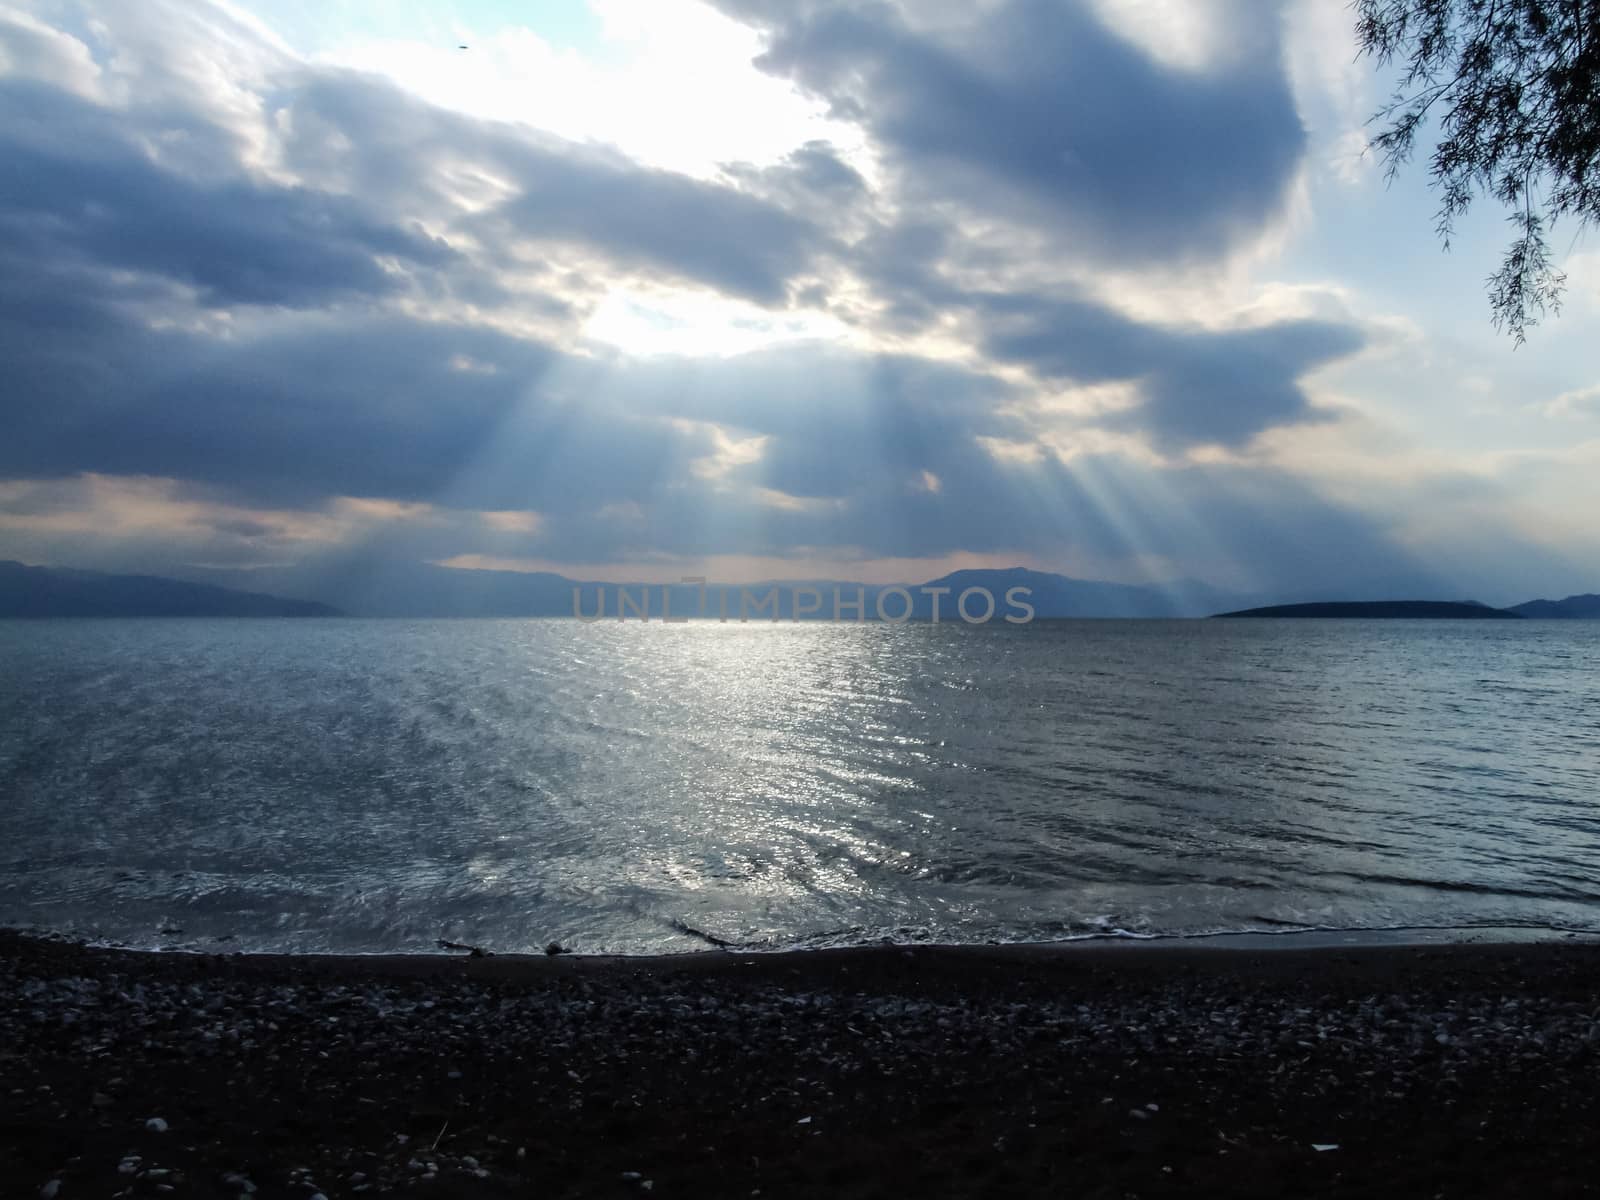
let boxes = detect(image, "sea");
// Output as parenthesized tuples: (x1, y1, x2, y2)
(2, 617, 1598, 955)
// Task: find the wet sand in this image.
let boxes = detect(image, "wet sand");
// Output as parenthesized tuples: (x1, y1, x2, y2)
(5, 930, 1600, 1197)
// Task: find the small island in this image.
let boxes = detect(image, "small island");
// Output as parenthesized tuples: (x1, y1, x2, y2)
(1212, 601, 1523, 619)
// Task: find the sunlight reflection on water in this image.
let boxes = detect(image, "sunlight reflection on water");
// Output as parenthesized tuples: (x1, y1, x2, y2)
(1, 617, 1598, 953)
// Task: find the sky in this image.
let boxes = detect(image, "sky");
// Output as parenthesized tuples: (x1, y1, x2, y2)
(1, 0, 1597, 606)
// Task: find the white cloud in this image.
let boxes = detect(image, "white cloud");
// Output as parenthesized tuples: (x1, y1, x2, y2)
(1563, 248, 1600, 314)
(480, 510, 543, 534)
(0, 5, 102, 98)
(1089, 0, 1237, 71)
(1545, 383, 1600, 420)
(1283, 0, 1378, 186)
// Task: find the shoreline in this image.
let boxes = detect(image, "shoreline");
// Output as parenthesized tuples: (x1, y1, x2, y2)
(7, 929, 1600, 1196)
(13, 916, 1598, 968)
(8, 928, 1600, 1009)
(8, 922, 1600, 984)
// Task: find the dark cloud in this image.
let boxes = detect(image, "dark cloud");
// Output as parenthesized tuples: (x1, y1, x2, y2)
(977, 293, 1364, 448)
(594, 344, 1020, 497)
(489, 144, 823, 305)
(720, 140, 869, 214)
(840, 208, 1366, 449)
(850, 219, 967, 331)
(207, 518, 279, 539)
(714, 0, 1305, 262)
(0, 80, 455, 310)
(0, 289, 725, 514)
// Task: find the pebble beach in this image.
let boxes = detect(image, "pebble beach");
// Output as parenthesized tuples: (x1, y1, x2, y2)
(5, 931, 1600, 1198)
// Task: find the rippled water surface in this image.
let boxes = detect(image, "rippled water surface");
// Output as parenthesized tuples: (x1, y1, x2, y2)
(2, 618, 1598, 953)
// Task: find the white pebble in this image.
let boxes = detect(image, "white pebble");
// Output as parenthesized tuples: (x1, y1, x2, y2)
(144, 1117, 168, 1133)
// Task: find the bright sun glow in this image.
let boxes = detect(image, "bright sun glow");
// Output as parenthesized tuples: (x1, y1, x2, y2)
(582, 288, 851, 358)
(321, 0, 865, 179)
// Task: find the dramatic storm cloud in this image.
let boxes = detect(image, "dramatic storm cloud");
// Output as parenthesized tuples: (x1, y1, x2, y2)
(0, 0, 1596, 604)
(716, 0, 1306, 262)
(975, 293, 1365, 449)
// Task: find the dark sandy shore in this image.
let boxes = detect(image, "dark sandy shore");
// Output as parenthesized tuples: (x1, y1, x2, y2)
(5, 931, 1600, 1199)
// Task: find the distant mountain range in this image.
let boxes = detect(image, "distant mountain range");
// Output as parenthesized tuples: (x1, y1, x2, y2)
(1506, 594, 1600, 619)
(177, 562, 1243, 619)
(0, 561, 340, 618)
(5, 559, 1600, 621)
(1214, 601, 1523, 620)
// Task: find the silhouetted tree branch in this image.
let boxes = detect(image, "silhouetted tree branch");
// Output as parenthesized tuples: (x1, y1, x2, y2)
(1355, 0, 1599, 342)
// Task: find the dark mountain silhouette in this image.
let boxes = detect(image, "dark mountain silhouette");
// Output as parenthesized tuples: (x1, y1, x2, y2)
(0, 561, 341, 618)
(915, 567, 1233, 618)
(182, 562, 1243, 619)
(1213, 601, 1522, 620)
(1508, 594, 1600, 619)
(96, 559, 1600, 622)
